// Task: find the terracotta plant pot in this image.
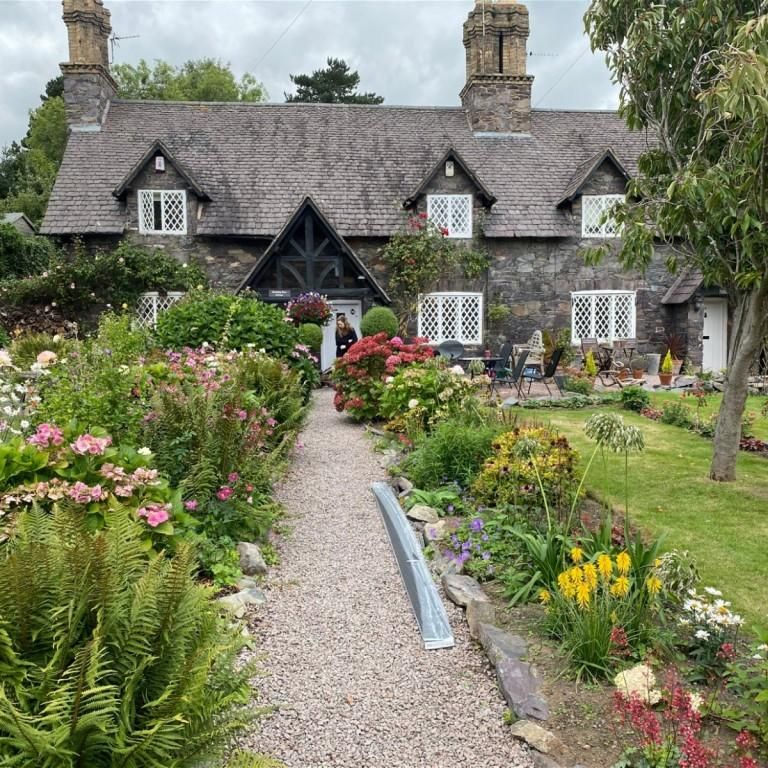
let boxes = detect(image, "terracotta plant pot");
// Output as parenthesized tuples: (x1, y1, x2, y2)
(617, 369, 629, 380)
(659, 372, 674, 386)
(632, 368, 645, 379)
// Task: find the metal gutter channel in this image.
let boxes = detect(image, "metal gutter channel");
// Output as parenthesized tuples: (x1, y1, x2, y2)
(371, 482, 454, 650)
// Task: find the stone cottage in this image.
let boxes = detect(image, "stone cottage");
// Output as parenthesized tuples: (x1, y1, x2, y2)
(41, 0, 728, 371)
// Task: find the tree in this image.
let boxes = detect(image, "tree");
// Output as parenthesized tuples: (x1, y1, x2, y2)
(285, 57, 384, 104)
(584, 0, 768, 481)
(112, 58, 267, 102)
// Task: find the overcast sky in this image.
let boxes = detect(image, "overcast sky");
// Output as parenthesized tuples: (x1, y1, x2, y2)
(0, 0, 619, 148)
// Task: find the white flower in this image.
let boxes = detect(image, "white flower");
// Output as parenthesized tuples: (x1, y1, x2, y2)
(689, 692, 705, 713)
(0, 350, 12, 367)
(704, 587, 723, 597)
(694, 629, 710, 641)
(19, 420, 29, 430)
(752, 654, 764, 660)
(137, 447, 152, 456)
(450, 365, 465, 375)
(614, 663, 661, 705)
(385, 376, 394, 384)
(408, 398, 419, 409)
(757, 644, 768, 652)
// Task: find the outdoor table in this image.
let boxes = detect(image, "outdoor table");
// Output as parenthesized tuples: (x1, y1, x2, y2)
(459, 356, 502, 378)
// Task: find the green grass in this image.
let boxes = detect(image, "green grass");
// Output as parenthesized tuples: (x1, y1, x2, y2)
(648, 390, 768, 439)
(533, 407, 768, 630)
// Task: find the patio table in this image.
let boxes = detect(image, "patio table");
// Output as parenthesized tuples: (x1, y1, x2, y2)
(459, 356, 502, 378)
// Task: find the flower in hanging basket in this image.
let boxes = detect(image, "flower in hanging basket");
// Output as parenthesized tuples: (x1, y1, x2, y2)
(285, 291, 333, 325)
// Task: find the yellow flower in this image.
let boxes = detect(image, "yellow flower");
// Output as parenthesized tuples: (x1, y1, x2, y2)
(611, 576, 630, 598)
(576, 581, 591, 608)
(538, 589, 551, 605)
(583, 563, 598, 592)
(646, 576, 662, 595)
(598, 554, 613, 580)
(557, 571, 575, 599)
(570, 547, 584, 564)
(616, 551, 632, 575)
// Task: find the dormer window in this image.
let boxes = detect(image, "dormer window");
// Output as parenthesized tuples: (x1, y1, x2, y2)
(427, 194, 473, 238)
(582, 194, 624, 238)
(138, 190, 187, 235)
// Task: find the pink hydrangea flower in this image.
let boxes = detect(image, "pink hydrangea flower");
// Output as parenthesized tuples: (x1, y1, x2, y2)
(184, 499, 198, 511)
(391, 336, 404, 347)
(137, 503, 170, 528)
(114, 484, 135, 498)
(71, 434, 112, 456)
(27, 423, 64, 449)
(69, 482, 106, 504)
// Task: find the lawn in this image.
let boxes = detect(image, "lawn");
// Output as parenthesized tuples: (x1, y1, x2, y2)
(533, 407, 768, 630)
(648, 390, 768, 440)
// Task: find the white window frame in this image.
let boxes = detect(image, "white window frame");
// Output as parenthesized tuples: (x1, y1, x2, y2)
(426, 194, 473, 239)
(417, 291, 483, 345)
(570, 290, 636, 345)
(581, 194, 624, 238)
(138, 189, 187, 235)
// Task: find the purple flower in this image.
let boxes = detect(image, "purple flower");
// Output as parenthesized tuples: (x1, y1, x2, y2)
(481, 533, 489, 542)
(446, 504, 455, 513)
(469, 517, 484, 533)
(450, 534, 460, 548)
(458, 551, 471, 565)
(482, 551, 491, 561)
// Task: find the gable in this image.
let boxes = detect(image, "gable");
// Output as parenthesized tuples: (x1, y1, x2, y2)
(239, 197, 390, 304)
(557, 148, 631, 208)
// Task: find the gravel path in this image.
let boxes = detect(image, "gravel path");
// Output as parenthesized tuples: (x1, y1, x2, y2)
(242, 388, 533, 768)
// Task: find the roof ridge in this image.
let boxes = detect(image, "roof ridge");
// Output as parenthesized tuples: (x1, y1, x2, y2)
(111, 99, 467, 111)
(532, 107, 620, 115)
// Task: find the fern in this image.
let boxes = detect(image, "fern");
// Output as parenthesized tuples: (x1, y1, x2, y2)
(0, 506, 258, 767)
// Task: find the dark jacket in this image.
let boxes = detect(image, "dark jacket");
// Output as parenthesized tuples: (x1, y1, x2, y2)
(335, 329, 358, 358)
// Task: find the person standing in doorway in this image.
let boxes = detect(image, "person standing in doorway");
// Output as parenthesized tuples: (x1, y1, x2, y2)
(335, 314, 358, 358)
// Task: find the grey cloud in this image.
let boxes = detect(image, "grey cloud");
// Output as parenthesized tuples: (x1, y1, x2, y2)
(0, 0, 619, 148)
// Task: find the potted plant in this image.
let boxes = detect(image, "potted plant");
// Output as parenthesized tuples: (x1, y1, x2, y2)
(631, 355, 646, 380)
(663, 332, 686, 374)
(659, 350, 675, 386)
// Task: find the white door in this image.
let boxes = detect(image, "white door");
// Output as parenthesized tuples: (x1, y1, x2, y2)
(321, 301, 362, 372)
(702, 298, 728, 372)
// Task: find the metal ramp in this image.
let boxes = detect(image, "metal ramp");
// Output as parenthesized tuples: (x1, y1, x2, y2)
(371, 482, 454, 650)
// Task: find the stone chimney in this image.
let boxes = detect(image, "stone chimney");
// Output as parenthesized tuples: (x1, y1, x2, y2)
(60, 0, 117, 131)
(460, 0, 534, 134)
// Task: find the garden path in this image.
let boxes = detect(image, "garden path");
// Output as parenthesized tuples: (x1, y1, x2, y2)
(241, 387, 533, 768)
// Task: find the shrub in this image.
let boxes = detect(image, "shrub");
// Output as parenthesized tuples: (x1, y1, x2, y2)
(0, 239, 205, 317)
(0, 222, 55, 281)
(563, 376, 594, 396)
(156, 292, 299, 359)
(360, 306, 399, 338)
(403, 416, 503, 490)
(331, 332, 433, 421)
(7, 331, 76, 370)
(584, 350, 598, 377)
(620, 385, 651, 412)
(0, 326, 9, 348)
(661, 349, 674, 374)
(379, 359, 481, 439)
(660, 400, 694, 428)
(472, 425, 580, 520)
(0, 505, 256, 767)
(298, 322, 323, 353)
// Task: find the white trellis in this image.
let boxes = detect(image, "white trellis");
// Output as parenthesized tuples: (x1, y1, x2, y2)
(135, 291, 186, 329)
(418, 292, 483, 344)
(571, 290, 636, 344)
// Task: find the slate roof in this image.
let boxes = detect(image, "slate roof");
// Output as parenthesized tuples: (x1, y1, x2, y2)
(557, 147, 631, 208)
(661, 266, 704, 305)
(42, 100, 652, 239)
(2, 212, 36, 232)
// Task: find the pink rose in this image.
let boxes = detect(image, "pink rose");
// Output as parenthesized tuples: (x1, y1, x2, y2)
(217, 486, 234, 502)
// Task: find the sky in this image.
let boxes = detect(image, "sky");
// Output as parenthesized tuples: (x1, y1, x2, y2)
(0, 0, 619, 148)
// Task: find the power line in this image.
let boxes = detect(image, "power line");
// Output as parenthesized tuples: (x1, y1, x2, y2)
(254, 0, 313, 69)
(533, 45, 589, 108)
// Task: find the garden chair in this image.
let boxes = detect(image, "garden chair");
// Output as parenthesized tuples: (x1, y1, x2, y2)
(524, 346, 564, 396)
(489, 341, 515, 378)
(489, 349, 529, 398)
(436, 339, 465, 360)
(514, 330, 545, 373)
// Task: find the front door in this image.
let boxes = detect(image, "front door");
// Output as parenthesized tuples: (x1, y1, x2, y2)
(321, 301, 362, 372)
(702, 298, 728, 372)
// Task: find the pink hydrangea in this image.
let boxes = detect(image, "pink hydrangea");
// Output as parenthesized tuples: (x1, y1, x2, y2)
(391, 336, 404, 347)
(131, 467, 159, 485)
(184, 499, 198, 511)
(27, 423, 64, 449)
(137, 503, 170, 528)
(69, 482, 107, 504)
(71, 434, 112, 456)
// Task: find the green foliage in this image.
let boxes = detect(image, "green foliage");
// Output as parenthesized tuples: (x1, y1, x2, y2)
(472, 426, 581, 521)
(0, 240, 206, 317)
(360, 306, 399, 339)
(113, 58, 266, 102)
(562, 376, 594, 396)
(621, 385, 651, 413)
(224, 753, 287, 768)
(0, 222, 54, 280)
(297, 323, 323, 353)
(156, 292, 298, 357)
(382, 214, 490, 329)
(0, 326, 9, 348)
(35, 315, 152, 443)
(403, 486, 464, 517)
(0, 505, 256, 767)
(402, 416, 503, 490)
(660, 350, 674, 375)
(660, 400, 694, 428)
(285, 57, 383, 104)
(7, 331, 75, 369)
(584, 350, 598, 378)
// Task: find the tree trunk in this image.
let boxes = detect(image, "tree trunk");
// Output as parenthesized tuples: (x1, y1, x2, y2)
(709, 286, 768, 481)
